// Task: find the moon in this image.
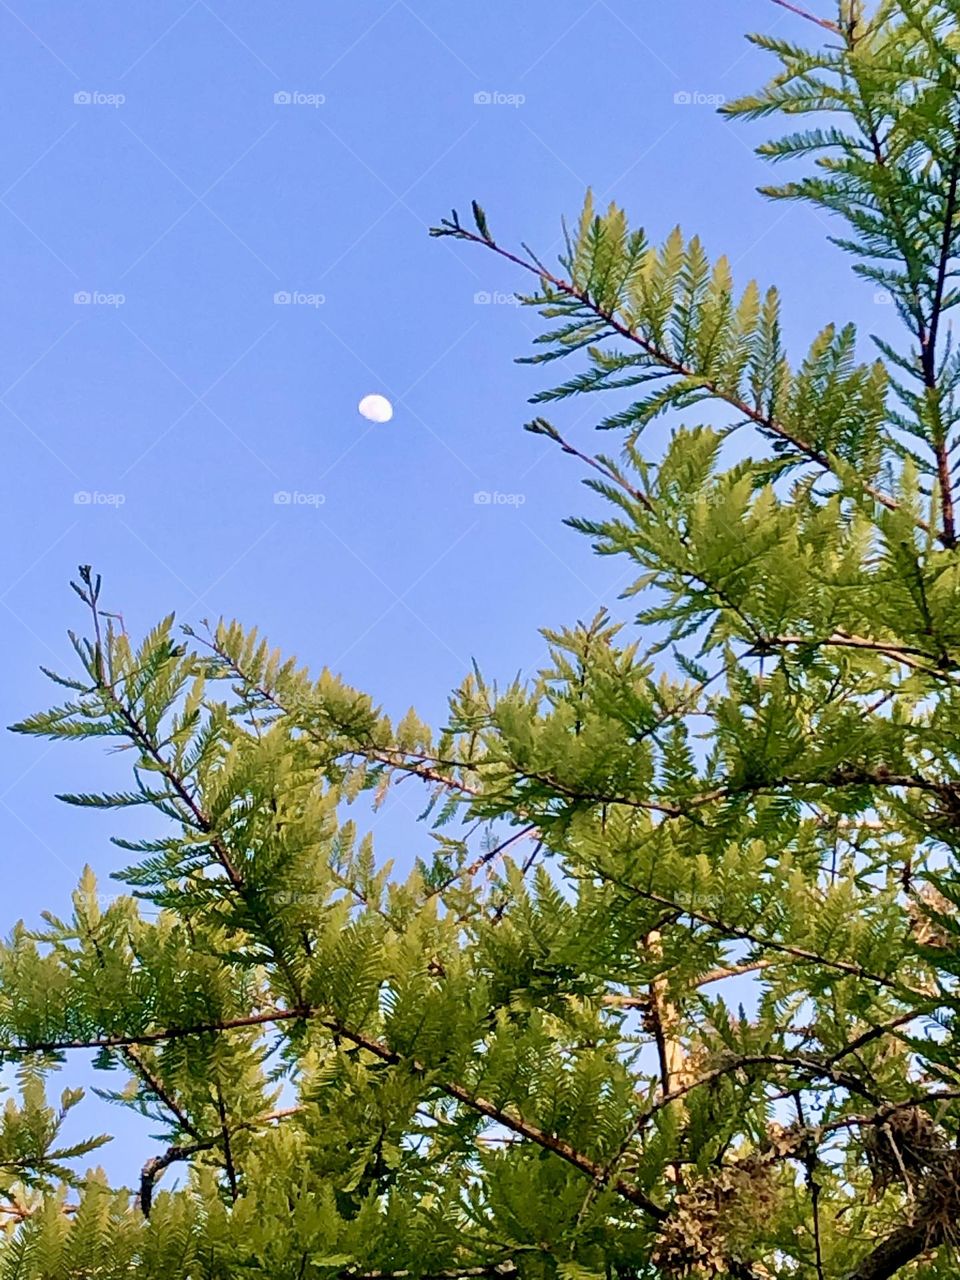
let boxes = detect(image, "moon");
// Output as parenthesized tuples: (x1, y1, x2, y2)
(358, 393, 394, 423)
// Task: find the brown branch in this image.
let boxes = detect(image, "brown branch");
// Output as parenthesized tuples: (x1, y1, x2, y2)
(592, 1043, 890, 1227)
(2, 1006, 309, 1053)
(697, 958, 776, 987)
(123, 1046, 202, 1141)
(213, 1081, 238, 1204)
(508, 762, 960, 828)
(793, 1094, 826, 1280)
(769, 0, 842, 32)
(489, 838, 544, 925)
(631, 1050, 882, 1138)
(822, 1090, 960, 1140)
(82, 612, 308, 1008)
(823, 1010, 920, 1066)
(750, 631, 958, 677)
(924, 125, 960, 380)
(531, 420, 653, 511)
(606, 960, 777, 1005)
(363, 748, 481, 798)
(927, 127, 960, 549)
(935, 441, 956, 551)
(808, 1150, 827, 1278)
(0, 1007, 665, 1222)
(0, 1198, 79, 1223)
(846, 1219, 937, 1280)
(619, 1019, 937, 1164)
(139, 1137, 217, 1217)
(599, 875, 926, 998)
(451, 825, 538, 892)
(138, 1106, 300, 1216)
(440, 224, 919, 533)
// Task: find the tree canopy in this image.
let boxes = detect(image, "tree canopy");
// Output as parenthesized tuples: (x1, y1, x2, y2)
(4, 2, 960, 1277)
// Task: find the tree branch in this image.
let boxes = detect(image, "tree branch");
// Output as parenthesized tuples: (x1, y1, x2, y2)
(598, 875, 927, 998)
(769, 0, 842, 32)
(0, 1008, 666, 1222)
(436, 223, 924, 535)
(138, 1106, 300, 1216)
(926, 125, 960, 549)
(749, 631, 958, 678)
(846, 1220, 937, 1280)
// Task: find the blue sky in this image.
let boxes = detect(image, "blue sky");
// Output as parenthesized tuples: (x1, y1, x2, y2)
(0, 0, 891, 1183)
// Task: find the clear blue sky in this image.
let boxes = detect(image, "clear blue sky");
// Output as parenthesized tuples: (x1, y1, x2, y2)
(0, 0, 889, 1182)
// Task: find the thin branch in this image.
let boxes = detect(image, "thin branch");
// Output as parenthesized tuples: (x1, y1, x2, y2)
(123, 1046, 202, 1142)
(460, 825, 536, 879)
(509, 761, 960, 827)
(489, 838, 544, 924)
(769, 0, 842, 32)
(598, 874, 928, 999)
(531, 420, 653, 511)
(821, 1089, 960, 1137)
(437, 224, 926, 536)
(138, 1106, 300, 1216)
(213, 1081, 238, 1204)
(606, 960, 778, 1006)
(0, 1008, 666, 1222)
(697, 958, 776, 987)
(926, 122, 960, 548)
(77, 585, 307, 1008)
(749, 631, 958, 678)
(823, 1010, 920, 1066)
(794, 1094, 826, 1280)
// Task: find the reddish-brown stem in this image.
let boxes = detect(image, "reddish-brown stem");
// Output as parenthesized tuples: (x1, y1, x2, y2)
(769, 0, 842, 32)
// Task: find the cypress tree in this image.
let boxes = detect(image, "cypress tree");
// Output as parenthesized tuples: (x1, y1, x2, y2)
(5, 4, 960, 1276)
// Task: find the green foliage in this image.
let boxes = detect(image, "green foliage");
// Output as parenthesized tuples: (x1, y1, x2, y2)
(8, 3, 960, 1277)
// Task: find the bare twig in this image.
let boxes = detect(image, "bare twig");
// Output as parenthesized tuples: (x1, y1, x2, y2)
(769, 0, 842, 33)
